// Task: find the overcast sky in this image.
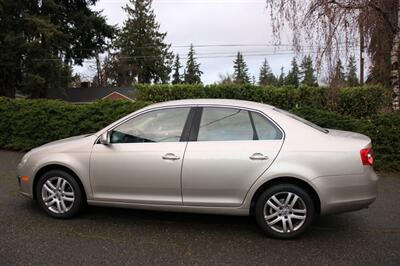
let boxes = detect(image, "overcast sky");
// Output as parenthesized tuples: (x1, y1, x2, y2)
(77, 0, 296, 84)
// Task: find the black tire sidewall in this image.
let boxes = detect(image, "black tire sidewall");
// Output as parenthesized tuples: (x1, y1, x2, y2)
(36, 170, 83, 219)
(255, 183, 315, 239)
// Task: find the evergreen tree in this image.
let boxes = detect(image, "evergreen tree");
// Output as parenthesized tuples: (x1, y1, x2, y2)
(333, 58, 346, 87)
(116, 0, 173, 84)
(0, 0, 114, 98)
(346, 55, 359, 87)
(277, 67, 286, 87)
(184, 44, 203, 84)
(285, 57, 300, 87)
(233, 52, 250, 84)
(172, 54, 182, 84)
(259, 58, 277, 86)
(300, 55, 318, 86)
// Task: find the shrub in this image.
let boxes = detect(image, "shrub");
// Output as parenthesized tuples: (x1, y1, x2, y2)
(136, 84, 328, 110)
(0, 97, 149, 150)
(136, 84, 389, 118)
(337, 85, 391, 117)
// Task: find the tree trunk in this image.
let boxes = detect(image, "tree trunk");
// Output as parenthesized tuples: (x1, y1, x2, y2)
(4, 74, 16, 98)
(95, 51, 103, 87)
(5, 85, 16, 98)
(392, 5, 400, 110)
(39, 80, 48, 99)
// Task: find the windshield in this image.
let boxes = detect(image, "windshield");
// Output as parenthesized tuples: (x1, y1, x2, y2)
(274, 108, 329, 134)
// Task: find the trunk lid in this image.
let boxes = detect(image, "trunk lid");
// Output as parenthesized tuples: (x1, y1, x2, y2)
(326, 129, 371, 143)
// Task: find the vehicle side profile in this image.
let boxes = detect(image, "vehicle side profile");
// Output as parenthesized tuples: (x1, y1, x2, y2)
(17, 99, 378, 239)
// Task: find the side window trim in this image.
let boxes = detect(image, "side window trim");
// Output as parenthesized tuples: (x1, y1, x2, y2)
(188, 107, 203, 142)
(248, 111, 259, 140)
(180, 107, 197, 142)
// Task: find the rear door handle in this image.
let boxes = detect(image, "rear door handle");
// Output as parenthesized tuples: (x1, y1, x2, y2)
(162, 153, 180, 161)
(250, 153, 269, 160)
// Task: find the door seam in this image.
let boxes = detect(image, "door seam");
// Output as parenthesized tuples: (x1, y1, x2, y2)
(180, 141, 189, 204)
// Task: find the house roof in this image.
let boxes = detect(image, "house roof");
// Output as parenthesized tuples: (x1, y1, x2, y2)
(47, 87, 135, 103)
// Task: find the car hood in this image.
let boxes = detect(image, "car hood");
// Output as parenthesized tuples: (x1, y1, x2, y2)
(327, 129, 371, 142)
(30, 134, 95, 154)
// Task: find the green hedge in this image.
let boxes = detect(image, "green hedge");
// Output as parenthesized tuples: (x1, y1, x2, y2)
(136, 84, 390, 118)
(0, 97, 398, 171)
(0, 97, 149, 150)
(337, 86, 391, 117)
(137, 84, 328, 111)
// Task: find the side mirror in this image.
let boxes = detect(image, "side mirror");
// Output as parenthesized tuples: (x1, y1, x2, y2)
(99, 131, 111, 145)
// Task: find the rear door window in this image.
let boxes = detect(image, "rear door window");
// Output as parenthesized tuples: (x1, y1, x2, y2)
(197, 108, 254, 141)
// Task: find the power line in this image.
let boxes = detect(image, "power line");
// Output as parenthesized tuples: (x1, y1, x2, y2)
(173, 43, 359, 48)
(28, 43, 360, 62)
(70, 42, 359, 50)
(29, 47, 359, 62)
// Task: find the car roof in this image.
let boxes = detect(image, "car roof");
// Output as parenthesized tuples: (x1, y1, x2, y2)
(144, 99, 276, 110)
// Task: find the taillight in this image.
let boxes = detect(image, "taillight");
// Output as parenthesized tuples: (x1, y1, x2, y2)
(360, 148, 375, 166)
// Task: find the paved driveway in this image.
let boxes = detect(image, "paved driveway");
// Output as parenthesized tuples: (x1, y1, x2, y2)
(0, 150, 399, 265)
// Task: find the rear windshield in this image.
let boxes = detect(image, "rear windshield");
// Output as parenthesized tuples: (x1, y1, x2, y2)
(274, 108, 328, 134)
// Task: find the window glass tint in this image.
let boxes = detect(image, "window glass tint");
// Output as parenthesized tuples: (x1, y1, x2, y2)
(111, 108, 190, 143)
(251, 112, 283, 140)
(198, 108, 253, 141)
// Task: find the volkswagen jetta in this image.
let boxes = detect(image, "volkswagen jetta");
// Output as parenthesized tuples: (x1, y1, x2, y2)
(17, 99, 378, 239)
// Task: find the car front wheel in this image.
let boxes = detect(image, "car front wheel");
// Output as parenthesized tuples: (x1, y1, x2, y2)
(36, 170, 84, 218)
(255, 183, 315, 239)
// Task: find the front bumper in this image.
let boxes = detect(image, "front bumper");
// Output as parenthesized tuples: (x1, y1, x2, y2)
(16, 175, 33, 199)
(312, 167, 378, 215)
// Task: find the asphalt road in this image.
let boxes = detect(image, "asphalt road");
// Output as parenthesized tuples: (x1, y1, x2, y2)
(0, 150, 399, 266)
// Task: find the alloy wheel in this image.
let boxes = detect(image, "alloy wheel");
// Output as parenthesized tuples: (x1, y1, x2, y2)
(263, 192, 307, 233)
(41, 176, 75, 214)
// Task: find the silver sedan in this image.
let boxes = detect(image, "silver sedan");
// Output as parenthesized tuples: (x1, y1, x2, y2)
(17, 99, 378, 239)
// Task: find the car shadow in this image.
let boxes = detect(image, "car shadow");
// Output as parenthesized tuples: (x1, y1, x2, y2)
(21, 199, 367, 241)
(82, 205, 367, 239)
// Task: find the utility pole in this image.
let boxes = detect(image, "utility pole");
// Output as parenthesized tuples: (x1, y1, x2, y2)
(359, 22, 365, 85)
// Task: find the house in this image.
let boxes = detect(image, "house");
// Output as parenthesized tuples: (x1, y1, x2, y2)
(47, 86, 135, 104)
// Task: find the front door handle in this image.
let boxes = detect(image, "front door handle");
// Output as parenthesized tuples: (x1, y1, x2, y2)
(250, 153, 269, 160)
(162, 153, 180, 161)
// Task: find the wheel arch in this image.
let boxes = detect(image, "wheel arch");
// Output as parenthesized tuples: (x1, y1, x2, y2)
(249, 176, 321, 216)
(33, 164, 87, 202)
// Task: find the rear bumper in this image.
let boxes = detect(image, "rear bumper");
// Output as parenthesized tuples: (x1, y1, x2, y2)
(312, 167, 378, 215)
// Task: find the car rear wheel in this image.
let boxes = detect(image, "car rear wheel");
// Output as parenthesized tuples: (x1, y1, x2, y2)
(255, 183, 315, 239)
(36, 170, 84, 218)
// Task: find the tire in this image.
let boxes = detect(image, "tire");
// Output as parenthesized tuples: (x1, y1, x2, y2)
(255, 183, 315, 239)
(36, 170, 84, 219)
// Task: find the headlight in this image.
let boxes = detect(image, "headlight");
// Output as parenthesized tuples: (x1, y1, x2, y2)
(20, 151, 32, 165)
